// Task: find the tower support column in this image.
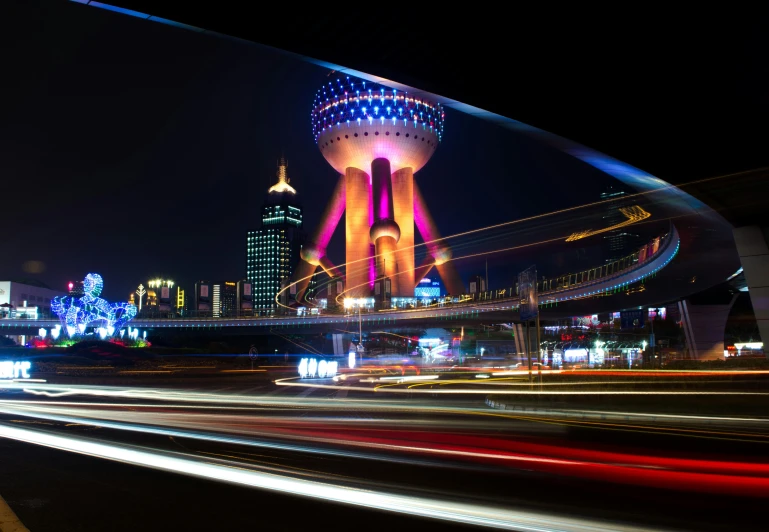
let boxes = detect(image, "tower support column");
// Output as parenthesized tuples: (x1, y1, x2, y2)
(346, 167, 372, 298)
(414, 182, 465, 297)
(392, 168, 415, 297)
(370, 158, 401, 297)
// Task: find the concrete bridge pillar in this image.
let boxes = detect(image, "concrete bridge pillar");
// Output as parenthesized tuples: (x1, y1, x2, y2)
(732, 226, 769, 358)
(678, 295, 738, 360)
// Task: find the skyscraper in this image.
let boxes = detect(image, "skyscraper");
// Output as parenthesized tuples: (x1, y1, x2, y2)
(246, 158, 306, 315)
(212, 284, 221, 318)
(601, 184, 641, 262)
(221, 281, 237, 316)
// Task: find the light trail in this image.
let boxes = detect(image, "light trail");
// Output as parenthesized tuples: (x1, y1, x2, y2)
(566, 205, 651, 241)
(2, 399, 769, 495)
(274, 376, 769, 396)
(335, 236, 566, 306)
(0, 422, 669, 532)
(276, 167, 744, 311)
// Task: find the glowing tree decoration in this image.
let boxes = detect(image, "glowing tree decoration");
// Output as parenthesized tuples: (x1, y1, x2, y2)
(51, 273, 137, 337)
(135, 284, 146, 312)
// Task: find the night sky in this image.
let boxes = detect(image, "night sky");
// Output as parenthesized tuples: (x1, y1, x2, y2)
(1, 3, 652, 300)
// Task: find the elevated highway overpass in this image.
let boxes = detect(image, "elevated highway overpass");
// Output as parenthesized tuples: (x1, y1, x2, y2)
(1, 225, 680, 336)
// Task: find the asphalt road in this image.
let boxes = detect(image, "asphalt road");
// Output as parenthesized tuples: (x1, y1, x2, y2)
(1, 378, 769, 531)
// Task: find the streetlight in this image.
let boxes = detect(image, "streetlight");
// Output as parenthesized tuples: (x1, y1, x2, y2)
(344, 298, 365, 367)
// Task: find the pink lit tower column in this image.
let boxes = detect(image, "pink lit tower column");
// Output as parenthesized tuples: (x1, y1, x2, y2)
(292, 76, 464, 302)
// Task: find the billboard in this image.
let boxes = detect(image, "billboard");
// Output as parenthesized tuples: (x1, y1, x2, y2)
(518, 265, 538, 321)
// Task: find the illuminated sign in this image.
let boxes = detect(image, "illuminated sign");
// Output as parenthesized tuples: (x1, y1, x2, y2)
(298, 358, 338, 379)
(418, 338, 442, 347)
(0, 361, 31, 379)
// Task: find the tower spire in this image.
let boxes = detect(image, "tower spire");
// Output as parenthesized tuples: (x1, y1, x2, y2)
(268, 154, 296, 194)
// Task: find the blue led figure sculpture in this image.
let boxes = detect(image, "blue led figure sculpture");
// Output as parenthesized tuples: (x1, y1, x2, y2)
(51, 273, 137, 337)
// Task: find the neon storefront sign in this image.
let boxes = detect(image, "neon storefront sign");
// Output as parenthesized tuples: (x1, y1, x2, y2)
(298, 358, 338, 379)
(0, 361, 31, 380)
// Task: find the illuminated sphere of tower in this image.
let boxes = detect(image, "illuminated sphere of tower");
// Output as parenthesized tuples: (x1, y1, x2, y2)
(369, 218, 401, 243)
(299, 243, 323, 266)
(312, 78, 445, 174)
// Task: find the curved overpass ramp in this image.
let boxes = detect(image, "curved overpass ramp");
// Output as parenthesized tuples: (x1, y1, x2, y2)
(1, 226, 680, 335)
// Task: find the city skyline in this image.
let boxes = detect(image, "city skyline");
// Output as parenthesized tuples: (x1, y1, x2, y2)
(0, 3, 668, 300)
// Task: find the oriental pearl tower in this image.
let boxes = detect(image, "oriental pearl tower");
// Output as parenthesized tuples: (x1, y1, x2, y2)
(292, 76, 464, 303)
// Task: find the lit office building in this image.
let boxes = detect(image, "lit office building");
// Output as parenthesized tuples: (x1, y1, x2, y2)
(246, 157, 306, 315)
(221, 282, 237, 316)
(212, 284, 221, 318)
(146, 279, 174, 314)
(236, 280, 253, 316)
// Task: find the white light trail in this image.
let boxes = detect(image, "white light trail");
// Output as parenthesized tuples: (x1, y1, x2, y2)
(0, 422, 666, 532)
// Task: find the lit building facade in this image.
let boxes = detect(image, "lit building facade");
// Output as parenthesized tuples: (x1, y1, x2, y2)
(133, 278, 175, 316)
(292, 76, 464, 306)
(212, 284, 221, 317)
(246, 158, 306, 315)
(220, 281, 237, 316)
(194, 280, 211, 316)
(415, 276, 444, 299)
(236, 280, 253, 315)
(0, 280, 65, 319)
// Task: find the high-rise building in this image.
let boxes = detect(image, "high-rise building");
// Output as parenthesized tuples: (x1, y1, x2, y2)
(236, 280, 253, 316)
(601, 184, 641, 262)
(246, 157, 306, 315)
(147, 279, 175, 313)
(212, 284, 221, 317)
(221, 281, 237, 316)
(194, 280, 211, 316)
(135, 278, 175, 316)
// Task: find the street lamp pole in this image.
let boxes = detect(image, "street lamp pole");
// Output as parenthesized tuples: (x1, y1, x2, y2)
(358, 303, 363, 367)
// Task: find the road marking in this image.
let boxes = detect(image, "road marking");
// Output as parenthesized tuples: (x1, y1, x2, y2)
(0, 494, 30, 532)
(297, 387, 315, 398)
(335, 388, 348, 399)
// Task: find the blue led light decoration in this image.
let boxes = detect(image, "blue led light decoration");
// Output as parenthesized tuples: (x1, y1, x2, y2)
(51, 273, 137, 337)
(311, 76, 445, 143)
